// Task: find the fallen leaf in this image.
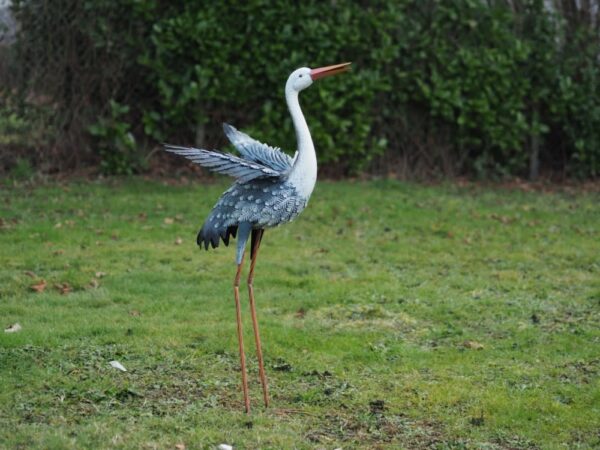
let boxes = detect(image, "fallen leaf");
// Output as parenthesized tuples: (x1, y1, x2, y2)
(174, 237, 183, 245)
(53, 249, 64, 256)
(463, 340, 484, 350)
(56, 282, 72, 295)
(95, 271, 107, 278)
(54, 222, 62, 228)
(129, 310, 141, 317)
(109, 360, 127, 372)
(89, 279, 99, 289)
(4, 323, 22, 333)
(30, 280, 47, 293)
(175, 444, 186, 450)
(294, 308, 306, 318)
(24, 270, 37, 278)
(489, 213, 514, 224)
(164, 217, 174, 224)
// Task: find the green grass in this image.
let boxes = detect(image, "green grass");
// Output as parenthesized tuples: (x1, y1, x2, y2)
(1, 178, 598, 449)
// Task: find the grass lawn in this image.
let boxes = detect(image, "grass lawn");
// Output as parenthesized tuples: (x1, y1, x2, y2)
(1, 178, 598, 449)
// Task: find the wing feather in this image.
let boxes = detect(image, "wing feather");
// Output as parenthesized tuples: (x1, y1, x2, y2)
(164, 144, 282, 181)
(223, 123, 295, 173)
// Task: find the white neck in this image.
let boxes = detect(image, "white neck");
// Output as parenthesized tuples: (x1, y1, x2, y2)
(286, 87, 317, 198)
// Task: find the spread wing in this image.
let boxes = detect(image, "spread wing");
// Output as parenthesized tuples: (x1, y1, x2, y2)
(223, 123, 297, 173)
(163, 144, 283, 183)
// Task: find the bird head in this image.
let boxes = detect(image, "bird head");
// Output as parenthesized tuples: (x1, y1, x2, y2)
(286, 63, 351, 92)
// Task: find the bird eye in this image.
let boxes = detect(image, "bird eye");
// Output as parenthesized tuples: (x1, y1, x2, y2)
(299, 74, 303, 78)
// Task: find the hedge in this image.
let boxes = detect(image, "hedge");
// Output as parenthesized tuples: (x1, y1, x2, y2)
(6, 0, 600, 178)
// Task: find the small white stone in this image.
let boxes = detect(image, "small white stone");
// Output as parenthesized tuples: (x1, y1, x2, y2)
(218, 445, 233, 450)
(109, 360, 127, 372)
(4, 323, 22, 333)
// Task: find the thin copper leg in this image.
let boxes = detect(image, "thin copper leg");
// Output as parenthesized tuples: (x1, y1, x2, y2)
(248, 229, 269, 407)
(234, 254, 250, 413)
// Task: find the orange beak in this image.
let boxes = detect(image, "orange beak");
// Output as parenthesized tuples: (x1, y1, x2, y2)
(310, 62, 352, 81)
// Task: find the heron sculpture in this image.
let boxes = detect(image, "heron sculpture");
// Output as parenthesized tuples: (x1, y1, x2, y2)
(165, 63, 351, 413)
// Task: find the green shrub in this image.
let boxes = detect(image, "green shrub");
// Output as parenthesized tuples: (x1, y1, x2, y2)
(88, 100, 139, 175)
(551, 27, 600, 178)
(8, 0, 600, 178)
(127, 0, 600, 178)
(138, 1, 390, 173)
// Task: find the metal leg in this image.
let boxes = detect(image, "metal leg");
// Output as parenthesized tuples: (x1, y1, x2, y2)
(233, 254, 250, 413)
(248, 229, 269, 407)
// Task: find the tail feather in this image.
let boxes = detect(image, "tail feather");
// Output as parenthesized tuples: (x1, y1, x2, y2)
(197, 224, 237, 250)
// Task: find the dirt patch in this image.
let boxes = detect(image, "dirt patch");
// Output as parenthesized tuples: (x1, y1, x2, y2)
(305, 407, 450, 448)
(557, 358, 600, 385)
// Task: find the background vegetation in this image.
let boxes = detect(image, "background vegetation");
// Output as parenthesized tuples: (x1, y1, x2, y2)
(0, 0, 599, 179)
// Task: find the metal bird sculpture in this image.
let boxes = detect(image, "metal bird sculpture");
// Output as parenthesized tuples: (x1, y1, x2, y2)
(165, 62, 351, 413)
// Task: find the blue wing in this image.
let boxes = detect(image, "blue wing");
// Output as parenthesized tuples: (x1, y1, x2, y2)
(164, 144, 282, 183)
(223, 123, 297, 173)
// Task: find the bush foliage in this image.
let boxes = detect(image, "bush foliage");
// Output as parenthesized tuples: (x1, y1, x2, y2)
(6, 0, 600, 178)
